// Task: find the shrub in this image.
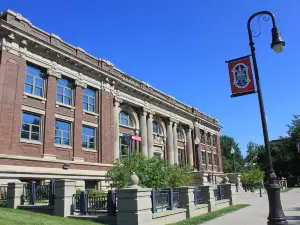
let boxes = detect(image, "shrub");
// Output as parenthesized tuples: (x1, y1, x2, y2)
(87, 189, 106, 197)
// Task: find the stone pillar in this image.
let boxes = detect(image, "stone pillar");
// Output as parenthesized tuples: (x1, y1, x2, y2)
(139, 110, 148, 157)
(147, 112, 154, 158)
(113, 97, 122, 160)
(54, 180, 76, 217)
(73, 81, 87, 162)
(223, 184, 236, 206)
(167, 120, 174, 165)
(178, 187, 195, 219)
(186, 127, 193, 166)
(117, 188, 153, 225)
(200, 185, 216, 212)
(7, 182, 24, 209)
(75, 180, 85, 191)
(173, 122, 179, 164)
(43, 70, 61, 159)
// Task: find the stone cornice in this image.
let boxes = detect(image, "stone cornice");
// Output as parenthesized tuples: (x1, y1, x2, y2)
(0, 9, 220, 129)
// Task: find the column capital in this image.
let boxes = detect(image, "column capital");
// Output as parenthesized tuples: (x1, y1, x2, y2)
(166, 119, 173, 127)
(46, 68, 61, 79)
(75, 79, 87, 88)
(114, 96, 123, 106)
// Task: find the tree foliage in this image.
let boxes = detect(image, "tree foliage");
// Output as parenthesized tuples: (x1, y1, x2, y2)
(220, 135, 244, 173)
(107, 153, 193, 189)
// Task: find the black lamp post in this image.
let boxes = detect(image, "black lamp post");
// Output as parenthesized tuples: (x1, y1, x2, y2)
(247, 11, 286, 225)
(231, 147, 236, 173)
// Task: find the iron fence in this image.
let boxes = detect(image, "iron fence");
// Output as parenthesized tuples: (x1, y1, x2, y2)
(194, 188, 203, 205)
(173, 189, 180, 208)
(213, 185, 225, 200)
(151, 188, 180, 213)
(0, 186, 7, 207)
(22, 181, 55, 205)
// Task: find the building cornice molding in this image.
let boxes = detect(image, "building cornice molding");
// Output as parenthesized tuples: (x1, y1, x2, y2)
(0, 13, 220, 127)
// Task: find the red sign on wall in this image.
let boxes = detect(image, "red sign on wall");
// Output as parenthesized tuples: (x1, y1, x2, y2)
(226, 56, 255, 97)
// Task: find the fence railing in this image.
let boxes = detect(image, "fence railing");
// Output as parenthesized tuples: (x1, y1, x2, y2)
(22, 180, 55, 205)
(151, 188, 180, 213)
(194, 187, 203, 205)
(0, 186, 7, 207)
(72, 190, 116, 216)
(213, 185, 225, 200)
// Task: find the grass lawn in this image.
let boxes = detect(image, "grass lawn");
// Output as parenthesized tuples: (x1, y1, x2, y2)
(281, 187, 295, 193)
(168, 204, 249, 225)
(0, 208, 103, 225)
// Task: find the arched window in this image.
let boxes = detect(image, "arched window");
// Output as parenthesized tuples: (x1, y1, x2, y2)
(120, 111, 133, 127)
(177, 130, 184, 141)
(153, 121, 162, 135)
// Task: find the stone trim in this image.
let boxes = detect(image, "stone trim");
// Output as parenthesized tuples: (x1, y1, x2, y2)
(21, 105, 45, 115)
(23, 93, 46, 103)
(55, 102, 75, 110)
(55, 113, 74, 122)
(0, 154, 113, 167)
(82, 120, 98, 128)
(55, 143, 72, 149)
(20, 139, 42, 145)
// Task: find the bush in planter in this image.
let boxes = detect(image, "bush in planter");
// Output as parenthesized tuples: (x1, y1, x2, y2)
(88, 189, 106, 197)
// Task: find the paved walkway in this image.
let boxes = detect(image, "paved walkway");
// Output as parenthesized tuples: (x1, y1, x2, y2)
(201, 188, 300, 225)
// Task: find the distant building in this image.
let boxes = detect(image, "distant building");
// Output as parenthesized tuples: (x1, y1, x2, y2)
(0, 10, 223, 189)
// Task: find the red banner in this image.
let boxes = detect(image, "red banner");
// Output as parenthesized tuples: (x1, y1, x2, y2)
(226, 56, 255, 97)
(132, 136, 142, 142)
(297, 142, 300, 153)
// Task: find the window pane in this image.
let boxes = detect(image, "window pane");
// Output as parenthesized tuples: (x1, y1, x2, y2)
(82, 126, 95, 136)
(89, 142, 94, 149)
(63, 131, 70, 138)
(65, 88, 72, 97)
(89, 97, 95, 105)
(83, 95, 88, 103)
(22, 124, 30, 131)
(31, 133, 40, 141)
(25, 84, 33, 94)
(63, 138, 70, 145)
(56, 94, 63, 103)
(21, 131, 29, 139)
(57, 78, 68, 86)
(22, 113, 40, 124)
(89, 137, 94, 143)
(120, 118, 128, 126)
(32, 125, 40, 133)
(82, 135, 88, 143)
(26, 65, 44, 77)
(64, 96, 71, 105)
(25, 75, 33, 84)
(57, 86, 63, 94)
(89, 105, 94, 112)
(56, 120, 70, 131)
(120, 112, 128, 120)
(35, 78, 43, 88)
(34, 87, 42, 97)
(55, 130, 61, 137)
(83, 103, 88, 110)
(84, 88, 95, 97)
(82, 142, 87, 148)
(55, 137, 61, 144)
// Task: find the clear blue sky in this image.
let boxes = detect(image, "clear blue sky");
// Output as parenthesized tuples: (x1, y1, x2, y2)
(1, 1, 299, 156)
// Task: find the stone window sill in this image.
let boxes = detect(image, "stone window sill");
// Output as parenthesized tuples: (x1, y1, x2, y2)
(21, 139, 42, 145)
(23, 93, 46, 103)
(82, 148, 97, 152)
(83, 110, 99, 118)
(56, 102, 75, 111)
(119, 124, 135, 130)
(55, 144, 72, 149)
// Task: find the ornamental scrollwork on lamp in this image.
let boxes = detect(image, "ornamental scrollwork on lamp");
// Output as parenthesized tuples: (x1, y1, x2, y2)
(251, 14, 271, 38)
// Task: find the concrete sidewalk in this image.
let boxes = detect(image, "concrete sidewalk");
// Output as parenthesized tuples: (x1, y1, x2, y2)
(200, 188, 300, 225)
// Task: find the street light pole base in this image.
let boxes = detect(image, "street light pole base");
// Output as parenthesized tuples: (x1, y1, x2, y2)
(266, 173, 288, 225)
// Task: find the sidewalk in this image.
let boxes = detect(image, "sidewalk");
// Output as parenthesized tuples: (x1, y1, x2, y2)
(200, 188, 300, 225)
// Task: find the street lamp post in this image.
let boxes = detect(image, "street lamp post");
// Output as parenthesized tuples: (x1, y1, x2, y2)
(247, 11, 286, 225)
(231, 147, 236, 172)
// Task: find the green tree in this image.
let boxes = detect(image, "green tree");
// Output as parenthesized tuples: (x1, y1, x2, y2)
(220, 135, 244, 173)
(240, 164, 264, 188)
(107, 153, 193, 189)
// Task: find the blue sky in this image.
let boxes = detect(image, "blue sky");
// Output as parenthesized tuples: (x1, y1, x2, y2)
(1, 1, 299, 156)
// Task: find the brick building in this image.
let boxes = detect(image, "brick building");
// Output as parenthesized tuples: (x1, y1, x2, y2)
(0, 10, 223, 189)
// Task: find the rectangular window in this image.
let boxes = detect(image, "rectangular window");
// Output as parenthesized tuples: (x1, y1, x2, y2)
(154, 153, 162, 159)
(200, 130, 205, 144)
(57, 78, 73, 105)
(213, 154, 217, 165)
(207, 133, 211, 146)
(24, 64, 45, 97)
(83, 88, 96, 112)
(119, 136, 135, 159)
(201, 151, 206, 164)
(21, 112, 41, 141)
(212, 134, 216, 147)
(208, 153, 212, 164)
(178, 148, 185, 167)
(55, 120, 71, 146)
(82, 126, 95, 149)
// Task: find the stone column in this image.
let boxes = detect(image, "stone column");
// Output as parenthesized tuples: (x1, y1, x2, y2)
(223, 184, 236, 206)
(186, 127, 193, 166)
(200, 185, 216, 212)
(54, 180, 76, 217)
(178, 187, 195, 219)
(113, 97, 122, 160)
(117, 188, 153, 225)
(173, 122, 179, 164)
(43, 69, 61, 159)
(147, 112, 154, 158)
(139, 110, 148, 157)
(7, 182, 24, 209)
(73, 80, 87, 162)
(167, 120, 174, 165)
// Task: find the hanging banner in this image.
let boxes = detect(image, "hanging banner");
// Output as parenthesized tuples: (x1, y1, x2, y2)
(226, 55, 255, 97)
(297, 142, 300, 153)
(132, 136, 142, 142)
